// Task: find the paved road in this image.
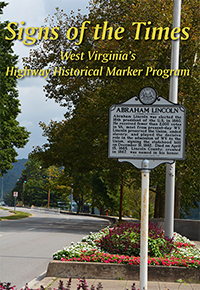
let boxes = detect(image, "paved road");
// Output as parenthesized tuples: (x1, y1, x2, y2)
(0, 208, 13, 217)
(0, 207, 109, 289)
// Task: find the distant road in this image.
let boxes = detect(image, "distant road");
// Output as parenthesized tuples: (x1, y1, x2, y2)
(0, 207, 109, 289)
(0, 208, 13, 217)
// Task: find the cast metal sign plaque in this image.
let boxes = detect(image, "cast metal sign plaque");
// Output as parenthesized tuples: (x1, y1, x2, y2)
(108, 88, 186, 168)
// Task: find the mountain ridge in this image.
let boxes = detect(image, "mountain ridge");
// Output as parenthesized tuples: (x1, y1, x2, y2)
(0, 159, 28, 197)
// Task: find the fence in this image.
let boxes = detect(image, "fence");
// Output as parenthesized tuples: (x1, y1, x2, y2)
(31, 206, 60, 214)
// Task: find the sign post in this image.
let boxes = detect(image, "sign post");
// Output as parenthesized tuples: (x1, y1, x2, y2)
(13, 191, 18, 211)
(108, 87, 186, 290)
(140, 159, 150, 290)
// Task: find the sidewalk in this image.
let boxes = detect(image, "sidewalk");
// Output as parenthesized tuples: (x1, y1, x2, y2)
(192, 240, 200, 250)
(32, 276, 200, 290)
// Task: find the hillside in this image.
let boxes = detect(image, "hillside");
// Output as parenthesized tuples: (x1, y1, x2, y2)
(0, 159, 28, 197)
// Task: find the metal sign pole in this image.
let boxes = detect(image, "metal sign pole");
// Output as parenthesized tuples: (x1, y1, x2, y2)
(13, 192, 18, 210)
(14, 196, 16, 211)
(165, 0, 182, 239)
(140, 160, 150, 290)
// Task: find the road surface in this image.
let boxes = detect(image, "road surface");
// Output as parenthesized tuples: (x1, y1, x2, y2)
(0, 207, 109, 289)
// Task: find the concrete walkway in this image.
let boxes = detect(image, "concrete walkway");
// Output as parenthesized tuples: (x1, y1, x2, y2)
(33, 276, 200, 290)
(192, 240, 200, 250)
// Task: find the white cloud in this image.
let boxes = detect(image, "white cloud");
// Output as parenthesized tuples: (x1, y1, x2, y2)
(19, 120, 34, 128)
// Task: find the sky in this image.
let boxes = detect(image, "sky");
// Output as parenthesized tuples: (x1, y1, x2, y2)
(1, 0, 90, 159)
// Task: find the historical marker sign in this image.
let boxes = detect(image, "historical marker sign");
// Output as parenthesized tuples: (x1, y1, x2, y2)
(108, 88, 186, 162)
(108, 87, 186, 290)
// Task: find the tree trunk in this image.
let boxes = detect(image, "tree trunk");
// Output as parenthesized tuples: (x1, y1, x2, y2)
(100, 205, 104, 215)
(154, 187, 165, 218)
(175, 171, 181, 218)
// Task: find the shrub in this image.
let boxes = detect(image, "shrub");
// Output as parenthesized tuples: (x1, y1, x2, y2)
(53, 225, 200, 269)
(97, 222, 174, 257)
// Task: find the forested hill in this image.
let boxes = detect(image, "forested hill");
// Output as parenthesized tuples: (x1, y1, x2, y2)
(0, 159, 28, 195)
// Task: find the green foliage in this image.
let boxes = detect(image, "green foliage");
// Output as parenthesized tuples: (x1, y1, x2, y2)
(0, 2, 30, 175)
(98, 222, 174, 257)
(10, 156, 66, 207)
(53, 224, 200, 269)
(91, 172, 119, 215)
(148, 238, 165, 257)
(122, 169, 156, 219)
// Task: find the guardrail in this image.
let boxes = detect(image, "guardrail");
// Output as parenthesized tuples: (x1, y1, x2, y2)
(31, 206, 60, 214)
(128, 218, 200, 241)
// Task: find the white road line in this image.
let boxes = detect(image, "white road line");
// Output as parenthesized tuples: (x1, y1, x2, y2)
(28, 228, 35, 231)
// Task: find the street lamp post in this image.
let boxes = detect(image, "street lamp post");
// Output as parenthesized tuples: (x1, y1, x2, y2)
(165, 0, 182, 239)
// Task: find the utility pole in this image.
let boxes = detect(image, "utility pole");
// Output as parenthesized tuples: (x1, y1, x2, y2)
(70, 185, 73, 212)
(22, 175, 27, 205)
(165, 0, 182, 239)
(47, 168, 51, 209)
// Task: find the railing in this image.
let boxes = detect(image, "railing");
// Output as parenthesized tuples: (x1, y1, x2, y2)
(31, 206, 60, 214)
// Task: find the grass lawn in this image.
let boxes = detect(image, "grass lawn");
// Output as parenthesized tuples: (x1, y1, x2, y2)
(0, 207, 32, 220)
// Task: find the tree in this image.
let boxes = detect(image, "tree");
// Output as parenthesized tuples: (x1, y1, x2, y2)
(0, 2, 30, 176)
(32, 117, 123, 215)
(24, 0, 199, 218)
(11, 156, 66, 207)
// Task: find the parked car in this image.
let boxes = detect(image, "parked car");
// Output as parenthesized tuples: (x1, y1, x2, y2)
(57, 201, 67, 210)
(0, 202, 8, 207)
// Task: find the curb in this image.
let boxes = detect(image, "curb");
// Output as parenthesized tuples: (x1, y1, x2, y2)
(27, 271, 47, 289)
(60, 210, 118, 225)
(46, 261, 200, 283)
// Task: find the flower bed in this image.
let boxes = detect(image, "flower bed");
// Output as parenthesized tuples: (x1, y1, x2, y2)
(53, 223, 200, 269)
